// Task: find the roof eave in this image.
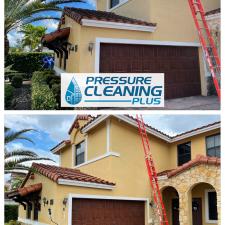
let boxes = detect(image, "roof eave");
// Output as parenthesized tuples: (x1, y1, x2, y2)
(58, 178, 115, 190)
(81, 18, 157, 32)
(51, 141, 71, 154)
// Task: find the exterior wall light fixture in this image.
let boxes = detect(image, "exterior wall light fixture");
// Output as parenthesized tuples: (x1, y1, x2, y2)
(63, 198, 68, 206)
(88, 42, 94, 55)
(43, 197, 48, 206)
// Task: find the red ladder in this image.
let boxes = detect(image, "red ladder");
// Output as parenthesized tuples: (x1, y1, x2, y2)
(188, 0, 221, 99)
(136, 115, 169, 225)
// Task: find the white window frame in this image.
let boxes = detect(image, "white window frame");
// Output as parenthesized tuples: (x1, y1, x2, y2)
(107, 0, 129, 11)
(67, 194, 152, 225)
(205, 189, 218, 224)
(74, 141, 86, 166)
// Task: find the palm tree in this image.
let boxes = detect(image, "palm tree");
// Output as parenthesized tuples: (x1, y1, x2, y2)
(20, 24, 47, 51)
(5, 0, 84, 55)
(5, 127, 54, 173)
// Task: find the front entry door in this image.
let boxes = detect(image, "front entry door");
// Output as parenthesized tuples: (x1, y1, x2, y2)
(192, 198, 203, 225)
(172, 198, 180, 225)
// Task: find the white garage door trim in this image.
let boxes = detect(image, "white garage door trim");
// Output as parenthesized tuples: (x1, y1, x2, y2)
(68, 194, 152, 225)
(95, 37, 201, 72)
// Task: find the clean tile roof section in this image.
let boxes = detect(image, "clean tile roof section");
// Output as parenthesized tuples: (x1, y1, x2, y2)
(7, 183, 42, 198)
(32, 163, 115, 186)
(63, 7, 156, 31)
(158, 155, 220, 178)
(68, 114, 92, 134)
(41, 27, 70, 44)
(80, 115, 220, 143)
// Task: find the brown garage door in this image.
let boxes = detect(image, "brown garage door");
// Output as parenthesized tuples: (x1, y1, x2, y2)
(72, 198, 145, 225)
(100, 43, 201, 99)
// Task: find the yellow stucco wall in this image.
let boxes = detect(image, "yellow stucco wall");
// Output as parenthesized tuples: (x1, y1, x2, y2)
(168, 128, 220, 169)
(86, 122, 107, 160)
(60, 146, 72, 167)
(19, 174, 58, 225)
(192, 183, 218, 225)
(18, 117, 221, 225)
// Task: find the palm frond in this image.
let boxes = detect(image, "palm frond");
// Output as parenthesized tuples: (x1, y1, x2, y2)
(5, 150, 38, 159)
(5, 128, 37, 144)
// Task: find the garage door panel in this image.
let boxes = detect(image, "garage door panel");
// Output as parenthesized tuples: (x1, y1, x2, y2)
(100, 43, 201, 99)
(72, 199, 145, 225)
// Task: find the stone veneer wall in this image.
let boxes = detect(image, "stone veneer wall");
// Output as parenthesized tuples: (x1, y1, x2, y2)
(157, 164, 220, 225)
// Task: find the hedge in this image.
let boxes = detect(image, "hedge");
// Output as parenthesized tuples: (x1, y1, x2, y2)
(4, 205, 18, 222)
(5, 52, 53, 75)
(31, 71, 58, 110)
(5, 84, 14, 108)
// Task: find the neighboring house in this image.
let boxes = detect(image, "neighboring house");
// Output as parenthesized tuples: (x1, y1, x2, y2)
(7, 115, 221, 225)
(41, 0, 220, 99)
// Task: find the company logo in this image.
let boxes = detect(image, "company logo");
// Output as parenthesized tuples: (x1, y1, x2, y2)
(61, 73, 164, 108)
(65, 77, 82, 105)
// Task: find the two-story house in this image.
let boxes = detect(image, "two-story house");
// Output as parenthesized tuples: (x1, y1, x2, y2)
(41, 0, 220, 100)
(8, 115, 220, 225)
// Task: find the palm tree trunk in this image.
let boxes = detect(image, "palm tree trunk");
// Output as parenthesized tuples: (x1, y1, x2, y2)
(5, 34, 9, 56)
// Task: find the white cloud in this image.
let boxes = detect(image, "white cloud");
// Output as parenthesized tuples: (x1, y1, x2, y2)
(5, 115, 75, 142)
(142, 115, 220, 137)
(7, 31, 24, 47)
(87, 0, 96, 7)
(41, 20, 59, 31)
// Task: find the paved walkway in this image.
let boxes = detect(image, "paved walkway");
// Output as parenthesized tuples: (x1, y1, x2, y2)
(11, 81, 32, 110)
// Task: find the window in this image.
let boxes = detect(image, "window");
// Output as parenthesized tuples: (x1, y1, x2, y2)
(110, 0, 120, 8)
(26, 203, 32, 219)
(177, 142, 191, 166)
(75, 141, 85, 166)
(206, 190, 218, 222)
(33, 203, 39, 221)
(206, 134, 220, 158)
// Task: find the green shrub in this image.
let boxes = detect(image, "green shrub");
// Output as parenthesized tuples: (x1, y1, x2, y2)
(5, 85, 14, 108)
(52, 83, 61, 104)
(32, 84, 57, 109)
(31, 70, 59, 109)
(5, 53, 53, 75)
(8, 220, 21, 225)
(4, 205, 18, 222)
(7, 73, 26, 82)
(11, 75, 23, 88)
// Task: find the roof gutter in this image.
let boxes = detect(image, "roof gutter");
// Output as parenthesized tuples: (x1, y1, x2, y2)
(58, 179, 115, 190)
(81, 19, 156, 32)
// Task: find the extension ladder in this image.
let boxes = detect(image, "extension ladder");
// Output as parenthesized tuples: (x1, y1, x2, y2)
(188, 0, 221, 99)
(136, 115, 169, 225)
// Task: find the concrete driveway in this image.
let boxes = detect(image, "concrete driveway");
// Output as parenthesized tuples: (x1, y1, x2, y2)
(76, 96, 220, 110)
(164, 95, 220, 110)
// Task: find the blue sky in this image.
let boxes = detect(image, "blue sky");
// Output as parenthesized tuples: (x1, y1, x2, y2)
(5, 114, 220, 167)
(8, 0, 96, 47)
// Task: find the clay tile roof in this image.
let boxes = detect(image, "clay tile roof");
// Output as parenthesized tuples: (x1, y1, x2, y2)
(41, 27, 70, 44)
(172, 121, 220, 138)
(50, 140, 71, 152)
(158, 155, 220, 178)
(81, 115, 172, 139)
(63, 7, 156, 27)
(32, 163, 115, 186)
(205, 8, 220, 16)
(68, 114, 93, 134)
(7, 183, 42, 198)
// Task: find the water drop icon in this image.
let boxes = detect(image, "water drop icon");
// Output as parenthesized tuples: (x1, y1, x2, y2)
(65, 77, 82, 105)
